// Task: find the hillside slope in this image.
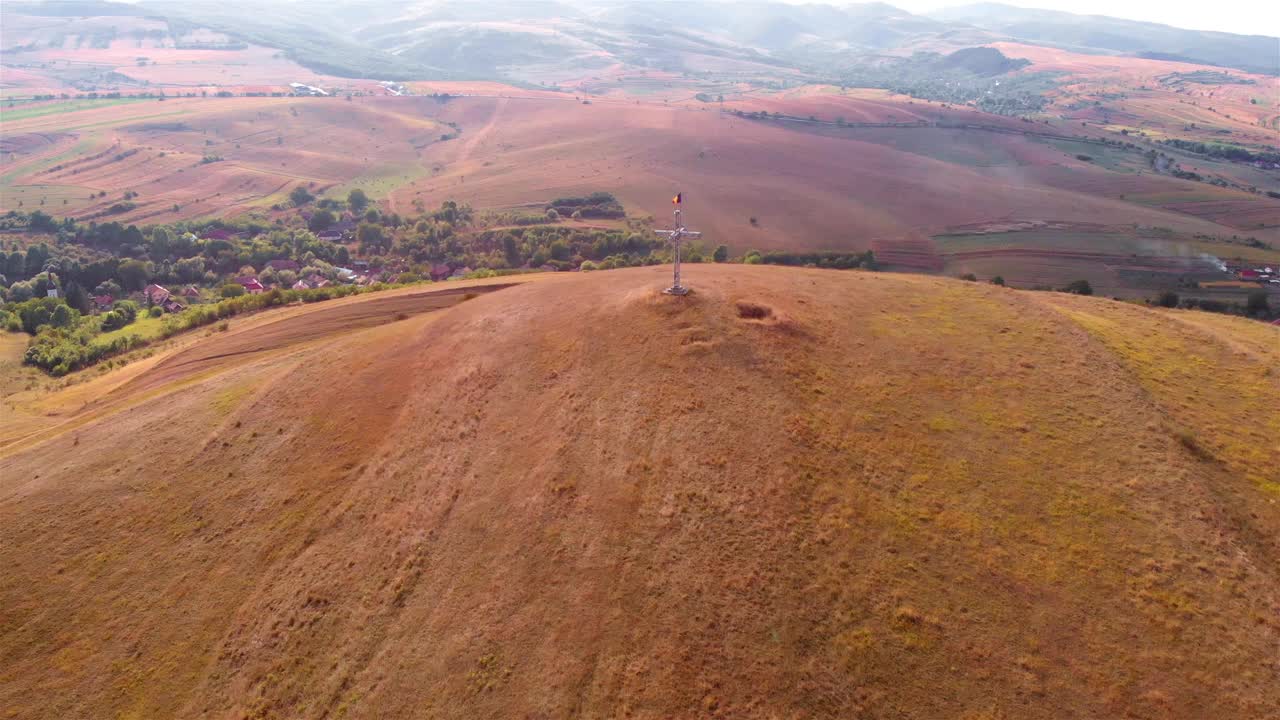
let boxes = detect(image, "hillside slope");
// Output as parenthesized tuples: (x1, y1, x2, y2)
(1, 265, 1278, 719)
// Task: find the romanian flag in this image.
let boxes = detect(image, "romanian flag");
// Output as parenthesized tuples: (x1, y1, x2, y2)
(672, 192, 682, 205)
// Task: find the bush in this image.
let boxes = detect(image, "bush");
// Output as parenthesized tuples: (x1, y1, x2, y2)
(308, 209, 335, 232)
(148, 306, 164, 318)
(290, 186, 314, 207)
(12, 296, 69, 334)
(221, 283, 246, 298)
(1155, 291, 1179, 308)
(1062, 279, 1093, 296)
(1245, 290, 1271, 317)
(113, 300, 139, 324)
(960, 273, 977, 281)
(990, 276, 1005, 286)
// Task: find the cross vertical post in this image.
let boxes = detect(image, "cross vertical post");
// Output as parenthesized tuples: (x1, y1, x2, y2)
(655, 201, 701, 295)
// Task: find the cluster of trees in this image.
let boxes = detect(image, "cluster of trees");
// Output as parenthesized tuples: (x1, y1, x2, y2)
(22, 322, 148, 377)
(383, 199, 665, 269)
(11, 282, 381, 375)
(1159, 139, 1280, 165)
(831, 52, 1058, 116)
(1, 211, 355, 305)
(547, 192, 626, 220)
(1153, 290, 1274, 319)
(743, 250, 877, 270)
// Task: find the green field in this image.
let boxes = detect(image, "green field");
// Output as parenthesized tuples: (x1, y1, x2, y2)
(2, 184, 100, 212)
(0, 136, 98, 187)
(933, 230, 1153, 254)
(91, 314, 170, 349)
(935, 228, 1280, 265)
(1126, 190, 1246, 205)
(1, 97, 150, 122)
(856, 128, 1026, 167)
(1037, 137, 1144, 173)
(324, 161, 432, 202)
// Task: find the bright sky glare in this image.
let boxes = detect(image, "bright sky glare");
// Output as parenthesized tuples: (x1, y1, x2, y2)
(883, 0, 1280, 38)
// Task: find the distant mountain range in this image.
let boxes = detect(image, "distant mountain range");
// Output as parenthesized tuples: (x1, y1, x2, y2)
(4, 0, 1277, 78)
(931, 3, 1279, 74)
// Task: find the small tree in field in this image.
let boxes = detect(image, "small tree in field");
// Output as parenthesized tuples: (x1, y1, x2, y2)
(1246, 290, 1270, 317)
(347, 188, 369, 212)
(289, 186, 314, 207)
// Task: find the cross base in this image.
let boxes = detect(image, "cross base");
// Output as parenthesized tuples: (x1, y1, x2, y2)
(663, 284, 690, 296)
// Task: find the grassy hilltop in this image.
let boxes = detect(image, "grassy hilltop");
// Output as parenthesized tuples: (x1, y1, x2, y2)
(1, 264, 1277, 719)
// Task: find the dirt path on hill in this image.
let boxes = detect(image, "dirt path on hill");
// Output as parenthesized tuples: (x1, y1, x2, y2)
(456, 96, 507, 168)
(0, 283, 514, 455)
(102, 284, 512, 405)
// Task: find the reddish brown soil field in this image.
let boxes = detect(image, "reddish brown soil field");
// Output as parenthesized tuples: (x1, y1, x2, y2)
(994, 42, 1278, 146)
(389, 95, 1242, 253)
(2, 96, 453, 222)
(3, 87, 1271, 256)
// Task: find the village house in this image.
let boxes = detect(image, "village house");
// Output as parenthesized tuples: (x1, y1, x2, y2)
(92, 295, 115, 313)
(266, 259, 301, 272)
(430, 263, 452, 282)
(161, 298, 185, 314)
(236, 277, 265, 294)
(143, 283, 171, 306)
(331, 218, 357, 237)
(182, 286, 201, 298)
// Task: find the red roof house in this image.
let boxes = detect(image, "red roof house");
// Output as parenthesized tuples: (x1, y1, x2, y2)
(143, 284, 171, 305)
(237, 277, 265, 294)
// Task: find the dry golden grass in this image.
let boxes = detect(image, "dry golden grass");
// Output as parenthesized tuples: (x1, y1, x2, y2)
(0, 265, 1277, 719)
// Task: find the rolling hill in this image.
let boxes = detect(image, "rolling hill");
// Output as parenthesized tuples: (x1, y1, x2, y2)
(931, 3, 1279, 74)
(1, 265, 1278, 718)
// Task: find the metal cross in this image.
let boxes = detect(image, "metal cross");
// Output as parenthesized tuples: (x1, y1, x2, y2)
(655, 207, 701, 295)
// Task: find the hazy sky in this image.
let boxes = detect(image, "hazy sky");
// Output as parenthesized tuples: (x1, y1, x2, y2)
(884, 0, 1280, 38)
